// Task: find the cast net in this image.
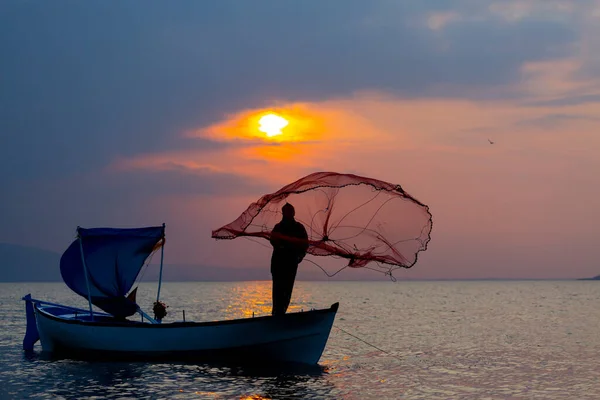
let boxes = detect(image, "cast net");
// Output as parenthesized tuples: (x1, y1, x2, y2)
(211, 171, 433, 279)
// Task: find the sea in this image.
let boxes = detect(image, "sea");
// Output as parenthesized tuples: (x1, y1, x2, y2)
(1, 280, 599, 399)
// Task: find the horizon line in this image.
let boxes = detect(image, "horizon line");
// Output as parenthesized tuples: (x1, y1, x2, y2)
(1, 278, 596, 284)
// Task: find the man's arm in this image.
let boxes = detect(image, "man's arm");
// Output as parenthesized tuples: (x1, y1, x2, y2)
(296, 223, 309, 261)
(270, 223, 285, 248)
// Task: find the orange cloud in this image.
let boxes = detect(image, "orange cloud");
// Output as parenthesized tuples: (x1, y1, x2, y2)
(187, 104, 325, 144)
(186, 101, 397, 145)
(114, 100, 402, 187)
(112, 81, 600, 185)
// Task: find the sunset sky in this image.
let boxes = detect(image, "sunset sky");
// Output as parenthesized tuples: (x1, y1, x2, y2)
(2, 1, 599, 280)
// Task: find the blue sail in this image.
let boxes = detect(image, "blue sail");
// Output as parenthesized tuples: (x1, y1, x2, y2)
(60, 226, 165, 318)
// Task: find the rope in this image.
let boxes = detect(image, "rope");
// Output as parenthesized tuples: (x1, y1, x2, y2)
(303, 258, 348, 278)
(335, 325, 402, 361)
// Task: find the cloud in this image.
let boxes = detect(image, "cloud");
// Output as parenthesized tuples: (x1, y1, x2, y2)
(526, 94, 600, 107)
(112, 99, 400, 188)
(487, 0, 578, 22)
(513, 113, 600, 130)
(427, 11, 461, 30)
(0, 0, 588, 185)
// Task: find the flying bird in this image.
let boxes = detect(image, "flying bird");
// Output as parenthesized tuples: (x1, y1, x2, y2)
(488, 139, 495, 144)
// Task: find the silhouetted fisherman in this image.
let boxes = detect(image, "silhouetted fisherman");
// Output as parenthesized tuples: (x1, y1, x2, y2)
(270, 203, 309, 315)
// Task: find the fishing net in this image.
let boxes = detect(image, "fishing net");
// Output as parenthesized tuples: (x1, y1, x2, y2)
(211, 172, 433, 279)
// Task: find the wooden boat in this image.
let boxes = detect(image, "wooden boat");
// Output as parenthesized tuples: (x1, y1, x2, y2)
(22, 225, 338, 365)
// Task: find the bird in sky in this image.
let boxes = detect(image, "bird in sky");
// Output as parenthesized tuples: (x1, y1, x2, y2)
(488, 138, 495, 144)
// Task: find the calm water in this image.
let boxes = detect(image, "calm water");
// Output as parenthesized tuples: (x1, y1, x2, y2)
(1, 281, 599, 399)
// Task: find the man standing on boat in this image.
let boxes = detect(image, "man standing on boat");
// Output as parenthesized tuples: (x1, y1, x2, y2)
(270, 203, 309, 315)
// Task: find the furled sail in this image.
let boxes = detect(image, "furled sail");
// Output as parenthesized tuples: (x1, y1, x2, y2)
(60, 226, 165, 318)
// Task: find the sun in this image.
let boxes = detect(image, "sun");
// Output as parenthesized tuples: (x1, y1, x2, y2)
(258, 113, 289, 137)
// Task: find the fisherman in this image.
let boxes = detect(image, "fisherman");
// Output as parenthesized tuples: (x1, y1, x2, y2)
(269, 203, 309, 315)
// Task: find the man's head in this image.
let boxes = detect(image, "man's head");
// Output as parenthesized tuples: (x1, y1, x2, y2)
(282, 203, 295, 220)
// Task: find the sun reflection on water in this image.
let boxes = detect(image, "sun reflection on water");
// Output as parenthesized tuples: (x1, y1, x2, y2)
(223, 281, 311, 319)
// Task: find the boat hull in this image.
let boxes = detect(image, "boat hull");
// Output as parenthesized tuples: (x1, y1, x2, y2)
(31, 302, 338, 365)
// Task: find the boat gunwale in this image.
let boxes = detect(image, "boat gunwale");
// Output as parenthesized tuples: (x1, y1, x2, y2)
(34, 302, 339, 329)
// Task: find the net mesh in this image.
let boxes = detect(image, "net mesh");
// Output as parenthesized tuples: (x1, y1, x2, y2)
(211, 172, 433, 278)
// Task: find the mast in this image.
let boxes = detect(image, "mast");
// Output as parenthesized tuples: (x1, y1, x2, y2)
(156, 223, 166, 304)
(77, 227, 94, 321)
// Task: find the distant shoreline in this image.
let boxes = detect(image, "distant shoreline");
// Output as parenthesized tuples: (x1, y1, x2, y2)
(577, 275, 600, 281)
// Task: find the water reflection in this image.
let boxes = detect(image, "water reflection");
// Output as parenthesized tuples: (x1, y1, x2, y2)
(228, 363, 335, 400)
(16, 357, 337, 399)
(52, 363, 147, 398)
(224, 281, 313, 319)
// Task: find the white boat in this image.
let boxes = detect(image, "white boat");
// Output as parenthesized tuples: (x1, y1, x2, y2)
(22, 225, 338, 365)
